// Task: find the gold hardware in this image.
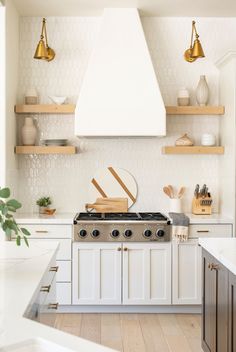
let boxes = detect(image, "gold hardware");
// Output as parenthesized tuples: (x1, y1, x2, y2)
(40, 285, 51, 292)
(197, 230, 210, 233)
(49, 266, 59, 272)
(123, 247, 128, 251)
(48, 303, 59, 310)
(34, 18, 55, 61)
(117, 247, 122, 251)
(35, 230, 48, 233)
(208, 263, 219, 271)
(184, 20, 205, 63)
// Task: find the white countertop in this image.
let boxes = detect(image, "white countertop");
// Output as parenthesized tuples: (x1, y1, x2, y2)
(15, 213, 75, 225)
(185, 213, 233, 224)
(0, 241, 114, 352)
(199, 238, 236, 275)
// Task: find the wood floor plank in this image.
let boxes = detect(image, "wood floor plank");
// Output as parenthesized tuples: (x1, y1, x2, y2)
(54, 313, 82, 336)
(80, 313, 101, 345)
(120, 314, 146, 352)
(101, 314, 123, 352)
(139, 314, 169, 352)
(176, 314, 201, 338)
(163, 335, 192, 352)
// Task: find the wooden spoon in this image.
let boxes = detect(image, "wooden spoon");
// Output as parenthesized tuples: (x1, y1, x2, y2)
(178, 187, 185, 199)
(168, 185, 174, 199)
(163, 186, 172, 198)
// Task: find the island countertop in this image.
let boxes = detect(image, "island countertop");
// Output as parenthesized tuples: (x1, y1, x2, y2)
(0, 241, 114, 352)
(199, 237, 236, 275)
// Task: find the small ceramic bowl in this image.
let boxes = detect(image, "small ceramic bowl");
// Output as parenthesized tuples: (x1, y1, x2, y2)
(49, 96, 67, 105)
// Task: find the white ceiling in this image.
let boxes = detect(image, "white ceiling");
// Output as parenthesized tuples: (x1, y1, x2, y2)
(11, 0, 236, 17)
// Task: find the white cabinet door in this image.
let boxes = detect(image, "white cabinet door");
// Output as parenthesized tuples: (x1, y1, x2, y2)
(172, 239, 202, 305)
(73, 243, 122, 305)
(123, 243, 171, 305)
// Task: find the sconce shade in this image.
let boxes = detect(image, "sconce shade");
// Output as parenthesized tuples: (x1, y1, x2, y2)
(191, 38, 205, 58)
(46, 46, 55, 61)
(34, 39, 48, 60)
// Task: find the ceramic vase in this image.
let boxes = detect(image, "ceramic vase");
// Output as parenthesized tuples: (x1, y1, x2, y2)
(21, 117, 37, 146)
(196, 75, 209, 106)
(25, 87, 38, 105)
(177, 88, 190, 106)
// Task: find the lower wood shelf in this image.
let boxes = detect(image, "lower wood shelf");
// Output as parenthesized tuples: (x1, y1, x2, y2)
(163, 146, 225, 155)
(15, 146, 76, 155)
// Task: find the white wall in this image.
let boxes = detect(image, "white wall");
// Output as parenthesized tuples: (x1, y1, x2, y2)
(16, 17, 236, 214)
(0, 5, 6, 187)
(5, 0, 19, 196)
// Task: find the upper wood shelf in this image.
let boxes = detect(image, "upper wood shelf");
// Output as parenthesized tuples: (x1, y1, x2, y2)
(165, 106, 225, 115)
(163, 146, 224, 155)
(15, 104, 76, 114)
(15, 146, 76, 155)
(15, 104, 225, 116)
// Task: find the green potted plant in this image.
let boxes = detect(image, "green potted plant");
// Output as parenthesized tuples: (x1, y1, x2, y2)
(0, 187, 30, 246)
(36, 196, 52, 214)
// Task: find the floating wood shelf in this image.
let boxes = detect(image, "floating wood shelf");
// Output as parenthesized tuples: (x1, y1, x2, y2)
(15, 104, 76, 114)
(165, 106, 225, 115)
(15, 146, 76, 155)
(163, 146, 224, 155)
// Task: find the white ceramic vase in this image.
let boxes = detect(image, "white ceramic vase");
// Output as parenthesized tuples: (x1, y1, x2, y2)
(196, 75, 209, 106)
(21, 117, 37, 146)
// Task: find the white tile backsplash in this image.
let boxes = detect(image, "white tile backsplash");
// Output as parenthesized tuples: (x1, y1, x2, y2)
(17, 16, 236, 214)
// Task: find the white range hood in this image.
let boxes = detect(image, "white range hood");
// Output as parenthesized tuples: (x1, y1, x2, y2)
(75, 8, 166, 137)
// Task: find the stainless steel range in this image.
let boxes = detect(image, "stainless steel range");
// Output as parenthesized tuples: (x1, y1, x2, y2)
(73, 212, 171, 242)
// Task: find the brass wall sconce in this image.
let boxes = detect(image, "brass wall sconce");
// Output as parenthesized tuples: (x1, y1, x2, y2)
(184, 20, 205, 63)
(34, 18, 55, 62)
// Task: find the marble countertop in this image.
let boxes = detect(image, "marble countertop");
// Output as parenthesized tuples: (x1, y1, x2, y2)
(15, 212, 233, 225)
(199, 238, 236, 275)
(0, 241, 114, 352)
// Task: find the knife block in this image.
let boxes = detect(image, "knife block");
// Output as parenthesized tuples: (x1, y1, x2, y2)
(192, 194, 213, 215)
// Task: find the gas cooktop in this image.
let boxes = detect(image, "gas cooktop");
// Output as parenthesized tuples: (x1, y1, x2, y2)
(75, 212, 168, 222)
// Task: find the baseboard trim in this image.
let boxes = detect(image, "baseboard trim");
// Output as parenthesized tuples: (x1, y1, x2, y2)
(58, 305, 201, 314)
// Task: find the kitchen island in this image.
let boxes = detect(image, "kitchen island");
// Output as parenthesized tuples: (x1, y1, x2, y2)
(199, 238, 236, 352)
(0, 241, 114, 352)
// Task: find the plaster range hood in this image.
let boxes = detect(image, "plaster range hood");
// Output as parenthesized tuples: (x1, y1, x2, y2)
(75, 8, 166, 137)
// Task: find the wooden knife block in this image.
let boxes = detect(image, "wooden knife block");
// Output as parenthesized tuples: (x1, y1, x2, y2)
(192, 195, 213, 215)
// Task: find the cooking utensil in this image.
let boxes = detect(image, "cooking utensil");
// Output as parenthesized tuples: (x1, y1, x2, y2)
(163, 186, 172, 198)
(168, 185, 174, 199)
(194, 184, 200, 199)
(178, 187, 185, 199)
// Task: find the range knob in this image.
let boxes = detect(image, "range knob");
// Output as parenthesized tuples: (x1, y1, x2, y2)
(79, 229, 87, 238)
(92, 229, 100, 238)
(111, 229, 120, 238)
(124, 229, 132, 238)
(143, 229, 152, 238)
(156, 229, 165, 238)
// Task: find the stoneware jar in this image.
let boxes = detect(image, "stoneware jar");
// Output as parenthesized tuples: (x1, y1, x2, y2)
(177, 88, 190, 106)
(21, 117, 37, 146)
(196, 75, 209, 106)
(25, 87, 38, 105)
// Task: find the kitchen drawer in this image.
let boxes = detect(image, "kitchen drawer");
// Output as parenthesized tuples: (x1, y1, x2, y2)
(56, 282, 71, 305)
(56, 260, 71, 282)
(22, 224, 72, 239)
(189, 224, 232, 238)
(30, 239, 71, 260)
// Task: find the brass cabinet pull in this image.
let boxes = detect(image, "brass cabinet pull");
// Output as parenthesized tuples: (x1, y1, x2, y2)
(40, 285, 51, 292)
(49, 266, 59, 272)
(48, 303, 59, 310)
(117, 247, 121, 251)
(35, 230, 48, 233)
(208, 263, 219, 271)
(197, 230, 210, 233)
(123, 247, 128, 251)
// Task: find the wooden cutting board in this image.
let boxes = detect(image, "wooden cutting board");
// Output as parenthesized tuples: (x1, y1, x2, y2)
(86, 197, 128, 213)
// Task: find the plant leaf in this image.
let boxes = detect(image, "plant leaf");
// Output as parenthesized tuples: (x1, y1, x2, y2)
(21, 228, 31, 237)
(5, 227, 11, 237)
(0, 188, 10, 198)
(6, 199, 22, 209)
(2, 205, 8, 215)
(8, 206, 16, 212)
(23, 236, 29, 247)
(16, 235, 21, 246)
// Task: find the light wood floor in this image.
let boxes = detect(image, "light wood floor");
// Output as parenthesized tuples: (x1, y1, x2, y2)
(54, 313, 203, 352)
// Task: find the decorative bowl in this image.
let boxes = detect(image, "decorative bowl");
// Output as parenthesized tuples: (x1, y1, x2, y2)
(49, 96, 67, 105)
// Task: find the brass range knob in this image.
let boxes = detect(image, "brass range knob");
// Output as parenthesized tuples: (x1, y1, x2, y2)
(208, 263, 219, 271)
(117, 247, 122, 251)
(123, 247, 128, 251)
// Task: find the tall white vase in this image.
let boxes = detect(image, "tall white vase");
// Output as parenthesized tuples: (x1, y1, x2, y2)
(21, 117, 37, 146)
(196, 75, 209, 106)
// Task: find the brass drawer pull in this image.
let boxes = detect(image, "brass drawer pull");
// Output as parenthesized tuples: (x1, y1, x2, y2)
(35, 230, 48, 233)
(117, 247, 121, 251)
(49, 266, 59, 272)
(197, 230, 210, 233)
(123, 247, 128, 251)
(208, 263, 219, 271)
(48, 303, 59, 310)
(40, 285, 51, 292)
